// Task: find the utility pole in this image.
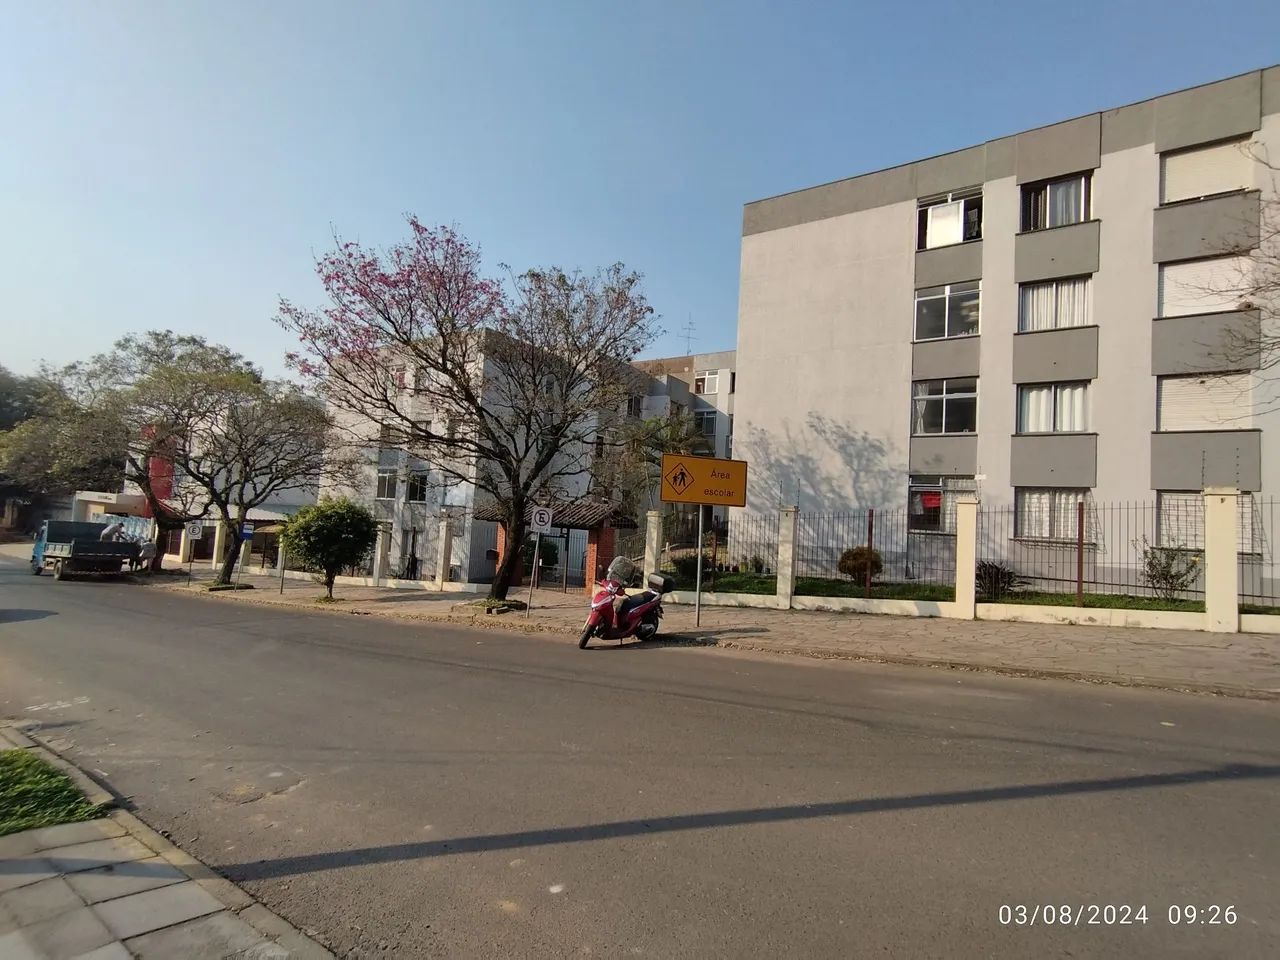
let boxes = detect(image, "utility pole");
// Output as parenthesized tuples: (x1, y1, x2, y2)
(681, 317, 696, 355)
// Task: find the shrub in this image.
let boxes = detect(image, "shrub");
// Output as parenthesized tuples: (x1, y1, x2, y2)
(1135, 536, 1201, 600)
(837, 546, 883, 582)
(975, 560, 1027, 601)
(280, 498, 379, 599)
(521, 537, 560, 570)
(750, 554, 766, 574)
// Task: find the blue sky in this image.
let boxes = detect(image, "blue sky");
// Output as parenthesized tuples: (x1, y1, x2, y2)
(2, 0, 1278, 376)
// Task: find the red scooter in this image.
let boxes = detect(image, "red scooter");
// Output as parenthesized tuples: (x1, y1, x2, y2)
(579, 556, 675, 649)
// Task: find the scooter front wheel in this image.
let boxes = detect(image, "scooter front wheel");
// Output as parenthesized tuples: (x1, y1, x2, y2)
(578, 622, 595, 649)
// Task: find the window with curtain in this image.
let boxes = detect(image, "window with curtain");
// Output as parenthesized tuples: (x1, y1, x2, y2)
(916, 189, 983, 249)
(1158, 491, 1256, 553)
(914, 281, 981, 340)
(1018, 277, 1092, 331)
(911, 378, 978, 435)
(1015, 488, 1092, 541)
(1021, 173, 1092, 231)
(1017, 382, 1089, 433)
(908, 476, 977, 532)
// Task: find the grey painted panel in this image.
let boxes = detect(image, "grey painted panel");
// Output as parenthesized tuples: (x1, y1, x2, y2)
(1265, 66, 1280, 116)
(743, 164, 916, 236)
(1012, 326, 1099, 383)
(1152, 190, 1261, 263)
(1015, 114, 1101, 184)
(912, 337, 981, 380)
(915, 146, 986, 197)
(1014, 220, 1101, 283)
(1101, 101, 1155, 154)
(1010, 434, 1097, 487)
(1151, 310, 1261, 375)
(908, 435, 978, 476)
(914, 241, 983, 287)
(1154, 72, 1262, 152)
(985, 137, 1015, 180)
(1150, 430, 1261, 491)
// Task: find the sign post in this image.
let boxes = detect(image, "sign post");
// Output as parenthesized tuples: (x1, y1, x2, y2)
(527, 506, 554, 617)
(185, 522, 203, 586)
(659, 454, 749, 629)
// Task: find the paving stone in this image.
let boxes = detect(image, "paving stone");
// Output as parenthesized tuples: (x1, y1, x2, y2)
(0, 876, 84, 931)
(0, 832, 39, 860)
(44, 836, 154, 875)
(70, 944, 133, 960)
(29, 819, 125, 852)
(94, 880, 223, 941)
(125, 911, 277, 959)
(66, 856, 186, 905)
(0, 857, 57, 895)
(4, 904, 114, 958)
(0, 929, 40, 960)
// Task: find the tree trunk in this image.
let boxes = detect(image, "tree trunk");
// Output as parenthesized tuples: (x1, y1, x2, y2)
(152, 520, 180, 572)
(215, 511, 246, 585)
(490, 511, 526, 601)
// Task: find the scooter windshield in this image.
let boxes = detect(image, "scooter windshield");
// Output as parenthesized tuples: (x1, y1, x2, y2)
(605, 556, 638, 584)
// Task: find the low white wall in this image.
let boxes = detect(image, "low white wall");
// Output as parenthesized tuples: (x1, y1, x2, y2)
(791, 596, 962, 618)
(667, 590, 788, 610)
(1239, 614, 1280, 635)
(977, 603, 1205, 631)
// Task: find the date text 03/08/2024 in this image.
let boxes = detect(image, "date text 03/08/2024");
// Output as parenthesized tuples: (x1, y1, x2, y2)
(999, 904, 1239, 927)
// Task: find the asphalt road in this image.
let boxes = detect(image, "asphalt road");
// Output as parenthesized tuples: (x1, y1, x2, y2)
(1, 555, 1278, 959)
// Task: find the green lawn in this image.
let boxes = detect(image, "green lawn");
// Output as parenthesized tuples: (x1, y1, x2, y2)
(0, 749, 104, 838)
(989, 591, 1205, 613)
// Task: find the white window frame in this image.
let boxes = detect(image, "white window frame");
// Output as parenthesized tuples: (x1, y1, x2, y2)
(375, 468, 398, 501)
(913, 281, 981, 341)
(916, 189, 983, 250)
(911, 378, 978, 436)
(694, 372, 719, 395)
(1017, 276, 1092, 332)
(908, 476, 976, 534)
(694, 410, 717, 436)
(1015, 488, 1093, 542)
(1021, 173, 1092, 231)
(1016, 382, 1091, 434)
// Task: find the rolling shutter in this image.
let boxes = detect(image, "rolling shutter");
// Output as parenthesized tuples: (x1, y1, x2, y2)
(1160, 139, 1252, 203)
(1157, 256, 1251, 317)
(1156, 374, 1251, 431)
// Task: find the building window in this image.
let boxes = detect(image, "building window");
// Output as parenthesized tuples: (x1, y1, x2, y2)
(726, 415, 734, 459)
(917, 189, 983, 250)
(694, 410, 717, 436)
(1156, 373, 1251, 431)
(1017, 382, 1090, 433)
(1157, 256, 1252, 317)
(694, 372, 719, 395)
(405, 472, 430, 503)
(1160, 138, 1252, 205)
(376, 469, 398, 501)
(1020, 173, 1091, 231)
(911, 378, 977, 435)
(626, 396, 643, 418)
(729, 372, 736, 394)
(908, 476, 976, 532)
(1015, 488, 1092, 541)
(914, 281, 980, 341)
(1018, 276, 1091, 331)
(1158, 491, 1256, 553)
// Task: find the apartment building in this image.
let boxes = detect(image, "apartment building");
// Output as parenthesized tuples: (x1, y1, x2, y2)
(633, 350, 737, 460)
(735, 66, 1279, 552)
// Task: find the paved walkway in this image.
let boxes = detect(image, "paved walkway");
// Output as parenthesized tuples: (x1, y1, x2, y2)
(153, 563, 1280, 698)
(0, 727, 332, 960)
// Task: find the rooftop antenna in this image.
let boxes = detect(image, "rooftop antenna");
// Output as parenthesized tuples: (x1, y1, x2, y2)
(680, 316, 696, 355)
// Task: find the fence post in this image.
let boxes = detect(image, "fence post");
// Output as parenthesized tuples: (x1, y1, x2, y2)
(434, 515, 452, 590)
(776, 506, 798, 610)
(179, 527, 195, 564)
(1076, 501, 1085, 607)
(864, 508, 875, 599)
(1203, 487, 1240, 632)
(953, 496, 978, 619)
(211, 522, 226, 571)
(372, 523, 390, 583)
(644, 510, 661, 576)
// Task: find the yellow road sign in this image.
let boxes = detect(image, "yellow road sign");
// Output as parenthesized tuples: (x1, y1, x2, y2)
(660, 454, 748, 507)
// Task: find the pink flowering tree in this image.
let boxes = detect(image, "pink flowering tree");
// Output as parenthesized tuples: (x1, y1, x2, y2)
(278, 218, 658, 600)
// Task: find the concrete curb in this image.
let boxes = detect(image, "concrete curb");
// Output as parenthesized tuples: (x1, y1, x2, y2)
(2, 722, 336, 959)
(157, 578, 1280, 701)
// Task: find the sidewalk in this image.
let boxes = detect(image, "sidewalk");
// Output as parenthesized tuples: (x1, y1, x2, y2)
(0, 725, 332, 960)
(152, 564, 1280, 699)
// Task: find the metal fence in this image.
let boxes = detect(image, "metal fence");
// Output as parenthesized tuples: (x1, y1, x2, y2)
(1239, 496, 1277, 610)
(795, 508, 956, 598)
(976, 500, 1203, 603)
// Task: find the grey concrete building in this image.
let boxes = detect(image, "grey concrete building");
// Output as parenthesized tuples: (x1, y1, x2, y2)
(735, 66, 1280, 557)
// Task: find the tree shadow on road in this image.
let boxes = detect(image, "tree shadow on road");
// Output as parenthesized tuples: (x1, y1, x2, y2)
(219, 763, 1280, 882)
(0, 609, 56, 623)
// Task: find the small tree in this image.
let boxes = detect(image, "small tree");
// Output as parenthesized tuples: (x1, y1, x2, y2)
(1135, 536, 1202, 601)
(280, 498, 379, 599)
